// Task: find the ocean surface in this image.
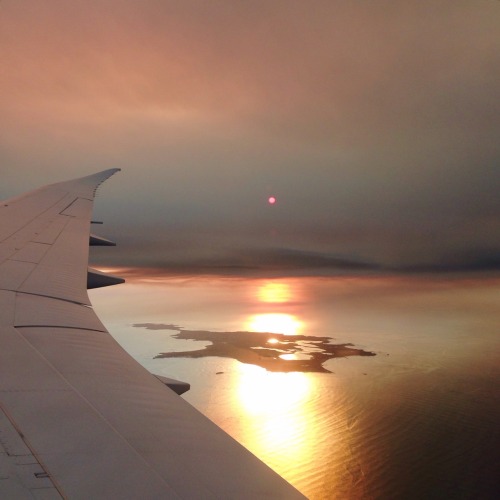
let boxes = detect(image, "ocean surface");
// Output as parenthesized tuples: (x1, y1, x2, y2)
(91, 274, 500, 499)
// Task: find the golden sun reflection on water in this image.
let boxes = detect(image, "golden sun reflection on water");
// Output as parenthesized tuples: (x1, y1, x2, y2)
(233, 364, 356, 498)
(236, 279, 356, 496)
(247, 281, 305, 335)
(235, 364, 318, 481)
(238, 365, 311, 415)
(246, 313, 303, 335)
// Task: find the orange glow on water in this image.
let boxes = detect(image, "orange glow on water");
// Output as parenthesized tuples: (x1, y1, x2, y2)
(237, 364, 311, 415)
(246, 281, 304, 334)
(234, 364, 322, 493)
(246, 313, 302, 335)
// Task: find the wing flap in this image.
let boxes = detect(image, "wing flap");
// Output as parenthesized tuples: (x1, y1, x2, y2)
(14, 294, 106, 332)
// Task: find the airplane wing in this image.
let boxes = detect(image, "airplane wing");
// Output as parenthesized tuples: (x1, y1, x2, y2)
(0, 170, 305, 499)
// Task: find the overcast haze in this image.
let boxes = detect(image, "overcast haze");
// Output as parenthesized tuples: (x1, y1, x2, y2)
(1, 0, 499, 275)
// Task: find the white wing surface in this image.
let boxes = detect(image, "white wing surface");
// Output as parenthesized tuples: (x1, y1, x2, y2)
(0, 170, 305, 499)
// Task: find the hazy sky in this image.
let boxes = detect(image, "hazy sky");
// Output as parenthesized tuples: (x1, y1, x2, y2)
(1, 1, 499, 276)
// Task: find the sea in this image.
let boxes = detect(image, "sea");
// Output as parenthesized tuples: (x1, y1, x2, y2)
(90, 273, 500, 499)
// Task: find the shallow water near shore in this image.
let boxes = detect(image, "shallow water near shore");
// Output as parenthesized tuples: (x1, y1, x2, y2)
(91, 274, 500, 499)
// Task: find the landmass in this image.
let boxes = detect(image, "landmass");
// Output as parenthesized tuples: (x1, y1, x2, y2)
(133, 323, 376, 373)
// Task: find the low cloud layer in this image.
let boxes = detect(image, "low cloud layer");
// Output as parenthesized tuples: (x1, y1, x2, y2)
(92, 245, 500, 278)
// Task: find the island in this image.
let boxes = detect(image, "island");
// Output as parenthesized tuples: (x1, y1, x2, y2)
(133, 323, 376, 373)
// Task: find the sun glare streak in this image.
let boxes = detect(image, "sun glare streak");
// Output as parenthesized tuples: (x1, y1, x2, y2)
(237, 365, 311, 415)
(246, 313, 303, 335)
(233, 364, 319, 488)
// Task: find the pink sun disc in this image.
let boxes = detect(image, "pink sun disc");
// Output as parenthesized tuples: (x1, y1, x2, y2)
(268, 196, 276, 205)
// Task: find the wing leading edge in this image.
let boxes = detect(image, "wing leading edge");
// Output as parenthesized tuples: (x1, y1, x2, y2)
(0, 171, 305, 499)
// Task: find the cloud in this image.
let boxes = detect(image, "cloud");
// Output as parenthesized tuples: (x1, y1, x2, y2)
(91, 244, 500, 278)
(1, 1, 499, 274)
